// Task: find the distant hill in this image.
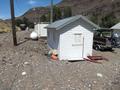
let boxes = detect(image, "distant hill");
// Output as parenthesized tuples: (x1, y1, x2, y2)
(59, 0, 120, 17)
(19, 7, 50, 23)
(15, 0, 120, 24)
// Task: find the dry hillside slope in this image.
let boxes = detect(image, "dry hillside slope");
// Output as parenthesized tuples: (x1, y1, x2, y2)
(59, 0, 120, 17)
(0, 20, 11, 33)
(19, 0, 120, 23)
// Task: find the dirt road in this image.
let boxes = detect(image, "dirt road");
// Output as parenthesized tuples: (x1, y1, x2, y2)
(0, 31, 120, 90)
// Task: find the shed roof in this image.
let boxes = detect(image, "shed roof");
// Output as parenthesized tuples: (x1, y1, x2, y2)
(46, 15, 100, 30)
(111, 22, 120, 30)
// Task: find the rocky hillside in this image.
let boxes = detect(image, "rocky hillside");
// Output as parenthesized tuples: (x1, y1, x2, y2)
(59, 0, 120, 17)
(20, 7, 50, 22)
(19, 0, 120, 23)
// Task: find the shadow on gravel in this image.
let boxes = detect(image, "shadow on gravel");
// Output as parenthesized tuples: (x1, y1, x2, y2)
(100, 49, 115, 53)
(17, 39, 29, 46)
(0, 43, 2, 47)
(69, 60, 85, 63)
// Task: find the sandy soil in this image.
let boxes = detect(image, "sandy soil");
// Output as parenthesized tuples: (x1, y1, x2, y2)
(0, 31, 120, 90)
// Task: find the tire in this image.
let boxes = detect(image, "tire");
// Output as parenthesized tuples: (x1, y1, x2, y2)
(94, 45, 100, 51)
(111, 40, 116, 48)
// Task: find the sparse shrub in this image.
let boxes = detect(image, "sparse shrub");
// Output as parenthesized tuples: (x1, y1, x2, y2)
(90, 13, 118, 28)
(16, 17, 34, 29)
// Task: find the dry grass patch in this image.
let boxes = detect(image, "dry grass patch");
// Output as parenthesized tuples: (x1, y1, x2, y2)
(0, 21, 11, 33)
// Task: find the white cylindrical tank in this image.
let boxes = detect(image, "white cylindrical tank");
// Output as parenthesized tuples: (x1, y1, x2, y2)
(30, 31, 38, 40)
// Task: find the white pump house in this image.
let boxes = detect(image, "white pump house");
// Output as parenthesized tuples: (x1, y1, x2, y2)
(46, 15, 100, 60)
(34, 23, 49, 37)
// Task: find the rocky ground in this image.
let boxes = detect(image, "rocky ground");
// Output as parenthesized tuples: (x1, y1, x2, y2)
(0, 30, 120, 90)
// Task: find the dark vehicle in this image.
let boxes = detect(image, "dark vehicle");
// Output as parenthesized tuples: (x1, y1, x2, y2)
(93, 29, 113, 50)
(111, 31, 120, 48)
(19, 24, 27, 31)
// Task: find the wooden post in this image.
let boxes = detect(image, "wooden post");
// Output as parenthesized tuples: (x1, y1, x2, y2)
(10, 0, 17, 46)
(50, 0, 53, 23)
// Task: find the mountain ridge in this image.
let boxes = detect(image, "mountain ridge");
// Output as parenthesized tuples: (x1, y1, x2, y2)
(15, 0, 120, 23)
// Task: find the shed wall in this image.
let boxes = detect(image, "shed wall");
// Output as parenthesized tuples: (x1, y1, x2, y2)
(47, 29, 60, 49)
(34, 24, 48, 37)
(59, 20, 93, 60)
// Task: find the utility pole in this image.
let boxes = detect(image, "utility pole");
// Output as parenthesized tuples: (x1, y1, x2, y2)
(10, 0, 17, 46)
(50, 0, 53, 23)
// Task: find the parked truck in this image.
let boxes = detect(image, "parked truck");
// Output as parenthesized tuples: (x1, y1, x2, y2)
(93, 29, 113, 50)
(20, 24, 27, 31)
(111, 31, 120, 48)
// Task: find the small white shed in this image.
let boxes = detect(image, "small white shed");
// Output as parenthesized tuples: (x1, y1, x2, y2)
(111, 22, 120, 30)
(46, 15, 100, 60)
(111, 22, 120, 35)
(34, 23, 49, 37)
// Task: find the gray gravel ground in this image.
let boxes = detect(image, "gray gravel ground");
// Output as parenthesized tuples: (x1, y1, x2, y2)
(0, 31, 120, 90)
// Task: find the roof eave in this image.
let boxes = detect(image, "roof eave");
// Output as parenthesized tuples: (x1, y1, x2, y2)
(80, 15, 100, 29)
(46, 27, 56, 30)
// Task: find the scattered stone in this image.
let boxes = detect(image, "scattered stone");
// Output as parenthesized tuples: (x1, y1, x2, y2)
(68, 84, 71, 87)
(2, 59, 7, 65)
(22, 72, 27, 76)
(24, 62, 29, 65)
(97, 73, 103, 78)
(93, 81, 97, 84)
(115, 68, 118, 71)
(88, 83, 92, 88)
(68, 80, 71, 82)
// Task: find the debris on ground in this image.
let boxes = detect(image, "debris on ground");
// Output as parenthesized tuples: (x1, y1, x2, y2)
(48, 49, 58, 61)
(84, 56, 108, 64)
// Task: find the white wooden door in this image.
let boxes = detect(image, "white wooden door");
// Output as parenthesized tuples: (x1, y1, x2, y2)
(60, 33, 84, 60)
